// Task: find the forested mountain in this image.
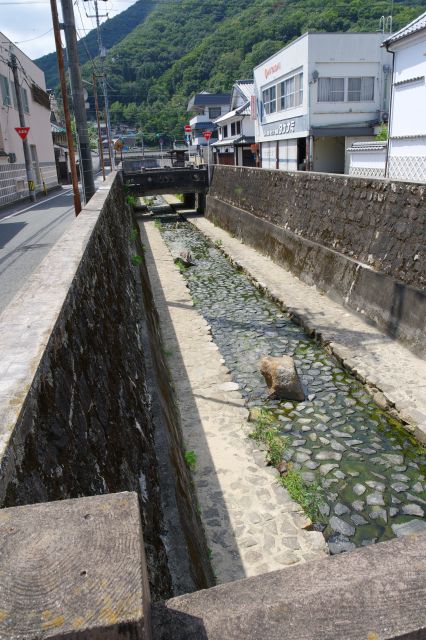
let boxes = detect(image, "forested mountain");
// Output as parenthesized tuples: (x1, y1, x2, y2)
(35, 0, 158, 89)
(37, 0, 426, 141)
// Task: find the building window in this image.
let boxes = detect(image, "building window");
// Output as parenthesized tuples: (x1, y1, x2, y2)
(278, 72, 303, 111)
(209, 107, 221, 119)
(236, 120, 241, 134)
(263, 85, 276, 114)
(318, 77, 344, 102)
(348, 77, 374, 101)
(231, 122, 236, 136)
(295, 72, 303, 106)
(223, 125, 228, 138)
(280, 76, 294, 110)
(0, 75, 11, 107)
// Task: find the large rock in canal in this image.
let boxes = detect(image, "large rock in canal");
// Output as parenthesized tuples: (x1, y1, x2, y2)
(259, 355, 305, 401)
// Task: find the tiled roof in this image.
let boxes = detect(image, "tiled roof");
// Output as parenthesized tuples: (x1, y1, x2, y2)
(235, 80, 254, 101)
(383, 11, 426, 46)
(214, 101, 250, 123)
(187, 93, 231, 110)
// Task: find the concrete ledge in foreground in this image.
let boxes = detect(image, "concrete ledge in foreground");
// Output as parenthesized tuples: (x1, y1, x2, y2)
(153, 531, 426, 640)
(0, 492, 150, 640)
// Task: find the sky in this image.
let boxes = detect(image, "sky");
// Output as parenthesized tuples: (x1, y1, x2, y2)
(0, 0, 139, 60)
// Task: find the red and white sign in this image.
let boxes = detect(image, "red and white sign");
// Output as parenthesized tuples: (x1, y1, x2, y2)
(203, 131, 212, 141)
(184, 124, 191, 133)
(15, 127, 30, 140)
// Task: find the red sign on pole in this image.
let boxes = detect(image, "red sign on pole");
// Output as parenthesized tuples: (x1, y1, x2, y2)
(203, 131, 212, 141)
(184, 124, 191, 133)
(15, 127, 30, 140)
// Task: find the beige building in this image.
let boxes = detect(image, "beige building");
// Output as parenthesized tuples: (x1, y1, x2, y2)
(0, 33, 57, 207)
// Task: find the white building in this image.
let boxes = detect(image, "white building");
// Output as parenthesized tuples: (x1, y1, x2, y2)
(0, 33, 57, 208)
(187, 92, 231, 147)
(253, 32, 392, 173)
(383, 12, 426, 182)
(212, 80, 256, 167)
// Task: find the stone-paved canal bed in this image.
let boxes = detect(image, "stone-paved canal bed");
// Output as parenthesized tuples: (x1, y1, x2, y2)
(154, 210, 426, 554)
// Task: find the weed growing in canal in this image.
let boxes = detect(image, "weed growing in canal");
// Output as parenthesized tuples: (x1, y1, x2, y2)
(249, 409, 287, 467)
(184, 450, 197, 470)
(131, 255, 143, 266)
(126, 194, 137, 208)
(162, 347, 173, 358)
(278, 465, 324, 524)
(154, 219, 163, 230)
(129, 228, 138, 242)
(214, 239, 223, 249)
(174, 257, 188, 273)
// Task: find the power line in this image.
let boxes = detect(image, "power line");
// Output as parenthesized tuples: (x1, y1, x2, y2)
(11, 28, 53, 44)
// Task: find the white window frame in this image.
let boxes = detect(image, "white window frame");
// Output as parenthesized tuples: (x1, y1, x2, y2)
(278, 71, 303, 112)
(347, 77, 375, 102)
(318, 77, 345, 102)
(262, 85, 276, 115)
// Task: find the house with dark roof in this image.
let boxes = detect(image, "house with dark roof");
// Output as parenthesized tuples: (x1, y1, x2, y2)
(383, 11, 426, 182)
(212, 80, 256, 167)
(187, 92, 231, 147)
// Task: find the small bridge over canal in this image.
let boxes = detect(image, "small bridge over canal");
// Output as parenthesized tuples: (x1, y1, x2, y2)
(121, 155, 209, 211)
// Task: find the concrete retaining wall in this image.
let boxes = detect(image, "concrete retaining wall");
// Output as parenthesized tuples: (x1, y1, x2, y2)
(0, 173, 173, 599)
(207, 166, 426, 355)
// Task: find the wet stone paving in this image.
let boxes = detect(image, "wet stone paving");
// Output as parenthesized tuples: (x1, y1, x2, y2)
(159, 213, 426, 554)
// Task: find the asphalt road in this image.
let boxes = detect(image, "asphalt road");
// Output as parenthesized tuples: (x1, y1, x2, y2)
(0, 188, 75, 314)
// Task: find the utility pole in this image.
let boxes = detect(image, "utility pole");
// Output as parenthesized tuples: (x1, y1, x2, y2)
(85, 0, 114, 170)
(49, 0, 81, 215)
(60, 0, 95, 202)
(92, 74, 106, 180)
(9, 53, 36, 202)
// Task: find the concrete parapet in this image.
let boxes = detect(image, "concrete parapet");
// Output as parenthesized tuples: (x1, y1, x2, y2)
(0, 171, 172, 598)
(0, 492, 150, 640)
(153, 531, 426, 639)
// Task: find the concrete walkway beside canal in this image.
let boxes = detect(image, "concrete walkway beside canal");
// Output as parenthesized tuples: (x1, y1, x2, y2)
(188, 214, 426, 444)
(139, 217, 327, 585)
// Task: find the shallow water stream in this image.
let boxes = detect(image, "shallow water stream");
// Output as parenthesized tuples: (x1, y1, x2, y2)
(157, 211, 426, 553)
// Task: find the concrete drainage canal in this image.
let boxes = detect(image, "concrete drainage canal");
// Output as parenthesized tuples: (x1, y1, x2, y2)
(149, 200, 426, 554)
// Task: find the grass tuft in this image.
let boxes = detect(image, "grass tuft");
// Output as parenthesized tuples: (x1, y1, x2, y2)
(278, 465, 324, 523)
(249, 408, 286, 468)
(184, 450, 197, 470)
(154, 219, 163, 230)
(126, 194, 137, 208)
(129, 228, 138, 242)
(131, 255, 143, 266)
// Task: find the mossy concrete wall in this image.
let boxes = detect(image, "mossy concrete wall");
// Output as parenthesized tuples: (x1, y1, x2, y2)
(207, 166, 426, 355)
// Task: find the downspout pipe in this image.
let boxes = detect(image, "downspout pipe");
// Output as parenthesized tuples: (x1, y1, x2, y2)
(383, 44, 395, 179)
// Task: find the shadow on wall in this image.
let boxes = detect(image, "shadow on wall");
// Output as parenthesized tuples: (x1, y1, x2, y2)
(388, 281, 406, 341)
(138, 213, 247, 588)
